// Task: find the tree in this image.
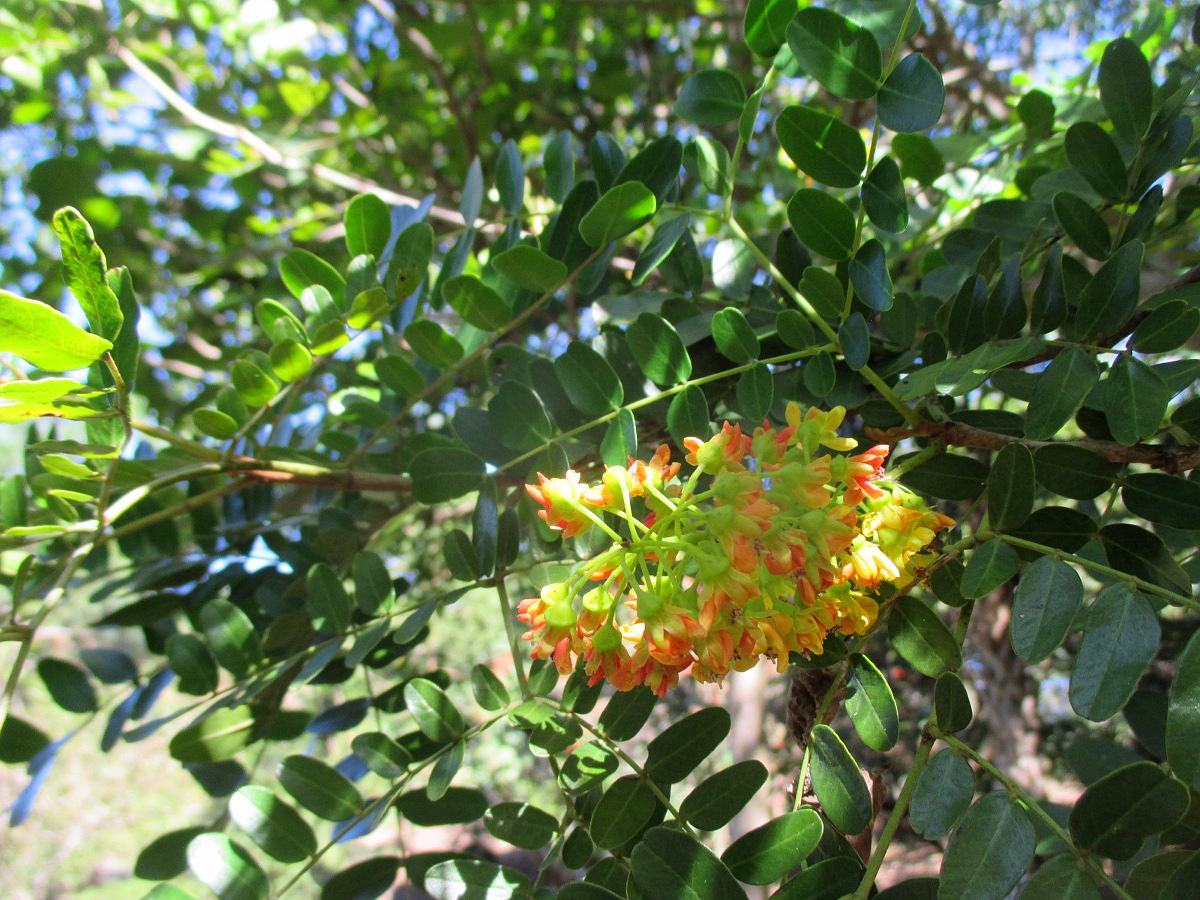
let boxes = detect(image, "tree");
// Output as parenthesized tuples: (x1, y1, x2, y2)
(1, 0, 1199, 898)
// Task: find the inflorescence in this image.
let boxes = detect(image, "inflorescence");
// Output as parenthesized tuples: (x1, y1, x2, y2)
(520, 403, 955, 696)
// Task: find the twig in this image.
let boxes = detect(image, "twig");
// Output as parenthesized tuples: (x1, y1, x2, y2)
(872, 419, 1200, 474)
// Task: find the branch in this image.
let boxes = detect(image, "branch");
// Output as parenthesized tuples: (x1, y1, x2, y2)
(870, 419, 1200, 474)
(112, 43, 469, 229)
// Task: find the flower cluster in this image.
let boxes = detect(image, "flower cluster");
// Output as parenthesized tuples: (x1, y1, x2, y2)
(520, 403, 955, 696)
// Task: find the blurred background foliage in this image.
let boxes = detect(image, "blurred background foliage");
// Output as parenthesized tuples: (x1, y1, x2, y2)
(1, 0, 1199, 899)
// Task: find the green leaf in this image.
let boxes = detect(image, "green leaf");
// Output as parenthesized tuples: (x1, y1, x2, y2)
(353, 552, 394, 616)
(0, 289, 113, 372)
(1018, 855, 1101, 900)
(776, 309, 817, 349)
(0, 715, 49, 765)
(1064, 122, 1128, 201)
(798, 265, 845, 318)
(168, 706, 255, 764)
(775, 105, 866, 187)
(1132, 300, 1200, 353)
(737, 364, 774, 421)
(1018, 88, 1056, 143)
(712, 307, 761, 363)
(1126, 851, 1195, 900)
(1105, 354, 1171, 445)
(677, 69, 747, 126)
(987, 443, 1035, 531)
(863, 156, 909, 233)
(633, 214, 693, 286)
(404, 320, 464, 369)
(200, 599, 261, 678)
(277, 755, 364, 821)
(632, 826, 747, 900)
(351, 732, 411, 779)
(598, 686, 658, 741)
(1168, 630, 1200, 789)
(496, 139, 525, 216)
(187, 834, 268, 900)
(424, 858, 531, 900)
(1075, 239, 1142, 339)
(488, 381, 554, 451)
(616, 136, 683, 205)
(136, 827, 208, 881)
(940, 793, 1036, 900)
(559, 741, 619, 795)
(544, 132, 575, 203)
(491, 245, 567, 293)
(555, 341, 624, 415)
(1099, 37, 1152, 144)
(444, 529, 479, 581)
(280, 248, 345, 305)
(375, 354, 424, 398)
(590, 776, 657, 850)
(1069, 584, 1160, 722)
(962, 540, 1021, 598)
(578, 181, 656, 247)
(1053, 192, 1111, 260)
(897, 452, 987, 501)
(1034, 445, 1118, 500)
(803, 350, 837, 398)
(809, 724, 872, 834)
(269, 339, 312, 382)
(878, 53, 945, 132)
(786, 7, 882, 100)
(320, 857, 403, 900)
(721, 808, 823, 885)
(1070, 761, 1189, 858)
(686, 138, 732, 195)
(444, 275, 511, 331)
(390, 221, 434, 299)
(469, 665, 510, 714)
(626, 312, 692, 385)
(646, 707, 731, 784)
(409, 447, 484, 503)
(37, 657, 97, 713)
(1122, 473, 1200, 530)
(1024, 347, 1100, 440)
(1011, 557, 1084, 663)
(892, 133, 944, 186)
(427, 740, 463, 801)
(52, 207, 123, 341)
(473, 476, 498, 578)
(307, 562, 353, 634)
(1099, 523, 1190, 596)
(404, 678, 466, 742)
(667, 386, 710, 450)
(744, 0, 799, 56)
(461, 156, 483, 225)
(910, 750, 975, 839)
(229, 785, 316, 863)
(849, 239, 893, 311)
(770, 856, 863, 900)
(934, 673, 974, 733)
(845, 654, 899, 751)
(396, 786, 487, 826)
(485, 801, 558, 850)
(600, 408, 637, 467)
(166, 634, 219, 695)
(787, 189, 856, 260)
(679, 760, 769, 831)
(887, 595, 963, 677)
(344, 193, 391, 258)
(230, 358, 279, 408)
